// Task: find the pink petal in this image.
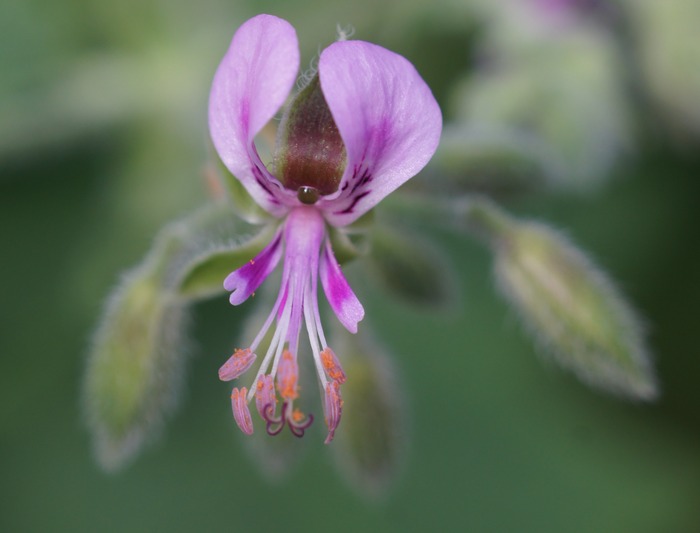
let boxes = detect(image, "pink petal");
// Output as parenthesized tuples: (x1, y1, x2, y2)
(224, 231, 283, 305)
(319, 239, 364, 333)
(318, 40, 442, 226)
(208, 15, 299, 216)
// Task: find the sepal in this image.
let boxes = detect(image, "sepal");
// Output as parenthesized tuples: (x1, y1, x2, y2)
(155, 204, 277, 300)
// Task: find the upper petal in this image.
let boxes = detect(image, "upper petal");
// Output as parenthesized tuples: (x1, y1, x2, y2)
(318, 41, 442, 226)
(208, 15, 300, 216)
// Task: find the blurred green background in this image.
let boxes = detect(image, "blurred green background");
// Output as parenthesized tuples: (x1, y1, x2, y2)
(2, 0, 699, 531)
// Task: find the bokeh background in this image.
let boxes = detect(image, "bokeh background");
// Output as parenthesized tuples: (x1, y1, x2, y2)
(2, 0, 699, 531)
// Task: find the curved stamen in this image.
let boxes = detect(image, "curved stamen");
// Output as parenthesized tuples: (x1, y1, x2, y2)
(288, 412, 314, 438)
(263, 402, 285, 436)
(255, 375, 277, 419)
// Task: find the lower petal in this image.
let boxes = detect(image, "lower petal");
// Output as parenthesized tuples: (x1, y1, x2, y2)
(319, 239, 364, 333)
(224, 230, 283, 305)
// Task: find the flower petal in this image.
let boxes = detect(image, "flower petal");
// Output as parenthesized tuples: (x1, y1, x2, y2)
(318, 41, 442, 226)
(224, 230, 283, 305)
(320, 239, 364, 333)
(208, 15, 299, 216)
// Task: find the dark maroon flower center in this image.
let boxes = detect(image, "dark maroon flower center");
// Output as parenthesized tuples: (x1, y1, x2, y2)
(276, 76, 346, 203)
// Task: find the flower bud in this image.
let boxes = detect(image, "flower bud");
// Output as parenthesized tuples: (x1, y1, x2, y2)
(83, 262, 189, 471)
(83, 204, 274, 471)
(493, 218, 657, 400)
(328, 326, 406, 499)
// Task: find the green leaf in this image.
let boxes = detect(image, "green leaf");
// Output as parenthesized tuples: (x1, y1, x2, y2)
(154, 203, 277, 300)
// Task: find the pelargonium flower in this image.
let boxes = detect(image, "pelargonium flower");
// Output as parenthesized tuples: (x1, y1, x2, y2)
(209, 14, 441, 443)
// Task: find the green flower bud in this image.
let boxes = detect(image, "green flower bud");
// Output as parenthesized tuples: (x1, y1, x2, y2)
(329, 326, 406, 498)
(84, 204, 271, 470)
(485, 209, 657, 400)
(84, 261, 189, 471)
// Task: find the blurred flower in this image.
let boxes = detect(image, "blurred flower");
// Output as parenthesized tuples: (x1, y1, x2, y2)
(624, 0, 700, 139)
(209, 15, 441, 442)
(450, 0, 630, 191)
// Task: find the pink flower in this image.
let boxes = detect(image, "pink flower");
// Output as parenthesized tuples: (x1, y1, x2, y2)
(209, 14, 441, 443)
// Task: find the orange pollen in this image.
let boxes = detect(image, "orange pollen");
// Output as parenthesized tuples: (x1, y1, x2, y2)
(278, 350, 299, 400)
(321, 348, 345, 382)
(292, 409, 305, 423)
(231, 387, 246, 401)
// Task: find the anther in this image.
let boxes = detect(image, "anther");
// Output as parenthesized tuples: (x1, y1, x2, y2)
(277, 350, 299, 400)
(255, 375, 277, 420)
(230, 387, 254, 435)
(219, 349, 256, 381)
(323, 381, 343, 444)
(321, 347, 346, 384)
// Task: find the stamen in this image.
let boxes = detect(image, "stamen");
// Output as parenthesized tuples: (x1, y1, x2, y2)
(255, 375, 277, 419)
(288, 406, 314, 438)
(321, 347, 346, 384)
(230, 387, 254, 435)
(323, 381, 343, 444)
(263, 403, 285, 436)
(277, 350, 299, 400)
(219, 348, 256, 381)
